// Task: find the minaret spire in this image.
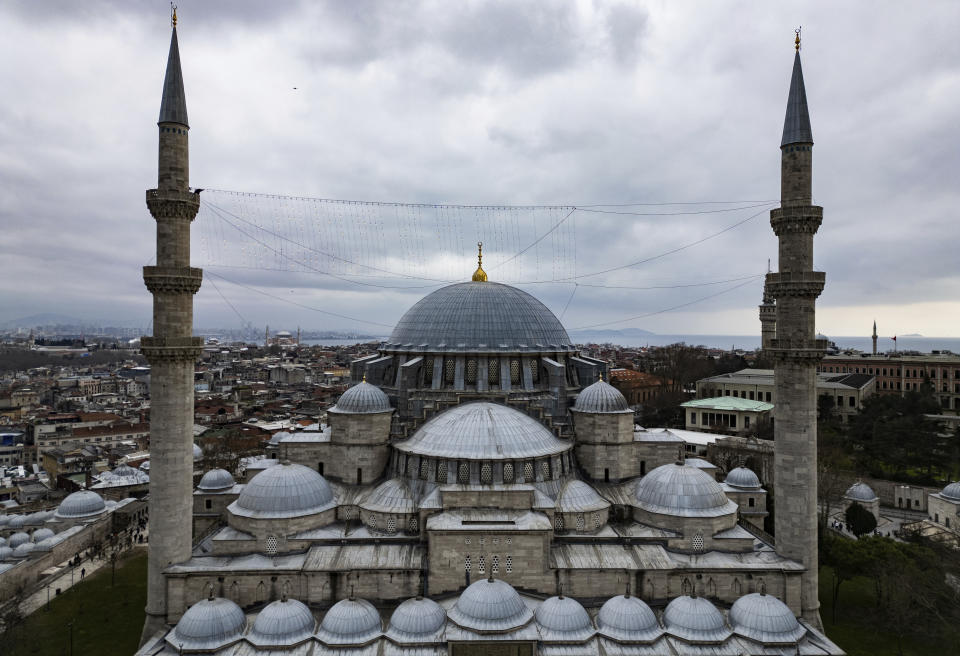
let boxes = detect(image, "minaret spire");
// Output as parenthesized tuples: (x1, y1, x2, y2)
(872, 320, 878, 355)
(159, 11, 188, 128)
(781, 29, 813, 149)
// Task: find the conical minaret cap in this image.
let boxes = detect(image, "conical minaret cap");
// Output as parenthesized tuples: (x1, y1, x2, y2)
(159, 26, 189, 127)
(781, 50, 812, 146)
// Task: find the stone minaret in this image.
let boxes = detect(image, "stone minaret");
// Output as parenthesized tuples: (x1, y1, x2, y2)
(872, 320, 878, 355)
(767, 32, 826, 628)
(759, 260, 776, 354)
(140, 14, 203, 642)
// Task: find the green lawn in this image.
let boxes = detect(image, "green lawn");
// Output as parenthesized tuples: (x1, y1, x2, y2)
(7, 550, 147, 656)
(820, 566, 947, 656)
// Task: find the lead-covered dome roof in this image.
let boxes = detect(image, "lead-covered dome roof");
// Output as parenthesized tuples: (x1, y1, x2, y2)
(724, 467, 761, 489)
(317, 598, 382, 645)
(230, 463, 335, 519)
(536, 595, 594, 638)
(384, 282, 573, 354)
(360, 478, 416, 514)
(448, 578, 533, 632)
(596, 595, 661, 643)
(7, 533, 30, 549)
(663, 596, 730, 643)
(387, 597, 447, 640)
(940, 481, 960, 501)
(55, 490, 106, 519)
(730, 593, 806, 644)
(329, 381, 392, 414)
(573, 379, 631, 413)
(556, 480, 610, 513)
(197, 468, 236, 491)
(634, 463, 737, 518)
(844, 482, 877, 502)
(248, 598, 316, 647)
(168, 598, 246, 651)
(395, 402, 570, 460)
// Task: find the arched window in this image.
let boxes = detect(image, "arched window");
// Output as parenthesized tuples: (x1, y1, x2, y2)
(531, 364, 540, 383)
(593, 513, 602, 530)
(424, 357, 433, 385)
(265, 535, 278, 555)
(692, 531, 704, 552)
(540, 461, 550, 481)
(681, 578, 692, 595)
(510, 360, 521, 384)
(419, 459, 429, 480)
(503, 463, 514, 483)
(464, 555, 471, 572)
(732, 578, 742, 595)
(505, 555, 513, 573)
(706, 578, 716, 597)
(491, 555, 500, 574)
(523, 462, 534, 483)
(408, 516, 419, 533)
(555, 514, 563, 531)
(478, 555, 486, 574)
(466, 359, 477, 384)
(437, 461, 447, 483)
(444, 359, 455, 384)
(488, 358, 500, 383)
(576, 514, 585, 532)
(458, 462, 469, 484)
(386, 517, 396, 533)
(480, 463, 492, 484)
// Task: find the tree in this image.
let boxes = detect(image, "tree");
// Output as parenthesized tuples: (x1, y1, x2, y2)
(820, 532, 868, 622)
(844, 502, 877, 537)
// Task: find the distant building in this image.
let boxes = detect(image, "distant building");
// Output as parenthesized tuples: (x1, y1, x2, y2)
(681, 397, 774, 434)
(819, 352, 960, 412)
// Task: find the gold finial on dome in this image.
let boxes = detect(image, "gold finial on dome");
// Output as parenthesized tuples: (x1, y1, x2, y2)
(171, 3, 178, 28)
(795, 26, 801, 52)
(472, 241, 488, 282)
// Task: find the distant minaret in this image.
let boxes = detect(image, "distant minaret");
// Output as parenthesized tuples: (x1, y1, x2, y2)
(265, 324, 270, 347)
(767, 29, 826, 628)
(140, 8, 203, 642)
(759, 259, 776, 354)
(872, 320, 878, 355)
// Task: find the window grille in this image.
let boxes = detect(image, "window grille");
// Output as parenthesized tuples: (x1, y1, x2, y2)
(478, 555, 486, 574)
(458, 462, 469, 484)
(368, 514, 378, 530)
(265, 535, 278, 555)
(523, 462, 534, 482)
(505, 555, 513, 573)
(531, 365, 540, 383)
(491, 555, 500, 574)
(437, 461, 447, 482)
(692, 532, 704, 552)
(576, 514, 585, 532)
(479, 536, 485, 546)
(541, 461, 550, 480)
(510, 359, 521, 384)
(480, 463, 492, 484)
(419, 459, 429, 480)
(503, 463, 514, 483)
(493, 537, 499, 545)
(466, 359, 477, 383)
(465, 537, 471, 545)
(424, 357, 434, 384)
(506, 537, 511, 545)
(464, 555, 471, 572)
(386, 517, 396, 533)
(555, 515, 564, 531)
(488, 358, 500, 383)
(594, 514, 602, 529)
(408, 516, 419, 533)
(444, 359, 455, 383)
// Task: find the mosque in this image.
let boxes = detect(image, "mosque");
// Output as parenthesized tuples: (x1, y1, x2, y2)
(136, 15, 845, 656)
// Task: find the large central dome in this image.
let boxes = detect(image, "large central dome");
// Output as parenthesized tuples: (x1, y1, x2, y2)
(384, 282, 573, 353)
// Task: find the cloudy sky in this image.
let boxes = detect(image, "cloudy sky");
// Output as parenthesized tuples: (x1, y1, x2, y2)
(2, 1, 958, 339)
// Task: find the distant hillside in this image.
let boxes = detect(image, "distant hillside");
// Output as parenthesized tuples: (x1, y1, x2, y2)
(569, 328, 656, 338)
(0, 313, 86, 329)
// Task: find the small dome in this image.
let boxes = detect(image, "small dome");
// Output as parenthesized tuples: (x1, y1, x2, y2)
(24, 512, 46, 526)
(34, 537, 59, 551)
(397, 402, 570, 461)
(448, 578, 533, 632)
(317, 598, 381, 645)
(725, 467, 761, 489)
(635, 464, 735, 517)
(269, 431, 291, 445)
(844, 482, 877, 502)
(32, 528, 55, 542)
(596, 595, 661, 642)
(663, 596, 730, 643)
(12, 542, 36, 558)
(56, 491, 106, 519)
(140, 460, 151, 471)
(7, 532, 30, 549)
(556, 480, 610, 514)
(168, 598, 246, 651)
(248, 598, 316, 647)
(231, 463, 335, 519)
(0, 515, 9, 526)
(388, 597, 447, 638)
(573, 379, 631, 413)
(939, 482, 960, 501)
(329, 381, 392, 414)
(193, 443, 203, 460)
(112, 464, 139, 477)
(0, 537, 6, 547)
(198, 468, 236, 491)
(0, 547, 13, 560)
(536, 596, 593, 634)
(730, 593, 806, 644)
(8, 515, 25, 529)
(359, 479, 415, 514)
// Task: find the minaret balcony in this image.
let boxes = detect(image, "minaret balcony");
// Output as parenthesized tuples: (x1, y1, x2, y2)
(146, 188, 200, 220)
(765, 271, 825, 299)
(143, 266, 203, 295)
(769, 206, 822, 235)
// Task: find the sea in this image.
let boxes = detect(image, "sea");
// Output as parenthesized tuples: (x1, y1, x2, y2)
(304, 334, 960, 354)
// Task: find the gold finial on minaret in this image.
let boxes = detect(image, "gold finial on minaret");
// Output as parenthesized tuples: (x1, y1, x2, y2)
(472, 241, 488, 282)
(795, 27, 801, 52)
(599, 371, 603, 382)
(171, 3, 178, 28)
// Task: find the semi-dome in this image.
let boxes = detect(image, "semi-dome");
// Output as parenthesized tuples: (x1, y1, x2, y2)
(730, 593, 806, 644)
(556, 480, 610, 513)
(939, 481, 960, 501)
(635, 464, 736, 518)
(7, 532, 30, 549)
(725, 467, 761, 489)
(168, 597, 246, 651)
(359, 478, 416, 514)
(32, 528, 55, 542)
(536, 595, 593, 635)
(573, 378, 630, 413)
(12, 542, 36, 558)
(844, 482, 877, 502)
(396, 402, 570, 460)
(317, 598, 382, 645)
(197, 468, 236, 491)
(387, 597, 447, 639)
(247, 598, 316, 647)
(231, 463, 335, 519)
(55, 490, 106, 519)
(448, 578, 533, 632)
(385, 281, 574, 354)
(596, 595, 661, 642)
(663, 596, 730, 643)
(329, 381, 392, 414)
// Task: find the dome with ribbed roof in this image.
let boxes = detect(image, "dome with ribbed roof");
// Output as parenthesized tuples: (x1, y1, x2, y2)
(663, 596, 730, 643)
(360, 479, 416, 514)
(387, 597, 447, 640)
(844, 482, 877, 502)
(167, 598, 246, 651)
(385, 282, 574, 354)
(317, 598, 382, 645)
(329, 382, 392, 415)
(231, 463, 335, 519)
(596, 595, 661, 642)
(197, 468, 236, 491)
(112, 464, 139, 477)
(55, 491, 106, 520)
(193, 443, 203, 460)
(556, 480, 610, 513)
(7, 532, 30, 549)
(0, 547, 13, 561)
(8, 515, 25, 529)
(573, 379, 631, 413)
(939, 481, 960, 501)
(730, 593, 806, 644)
(448, 578, 533, 632)
(724, 467, 761, 489)
(247, 598, 316, 647)
(32, 528, 55, 542)
(12, 542, 36, 558)
(536, 595, 593, 636)
(635, 464, 736, 518)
